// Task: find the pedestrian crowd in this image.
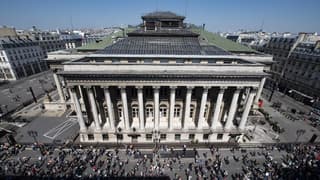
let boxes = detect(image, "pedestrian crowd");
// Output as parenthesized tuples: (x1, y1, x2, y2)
(0, 143, 319, 179)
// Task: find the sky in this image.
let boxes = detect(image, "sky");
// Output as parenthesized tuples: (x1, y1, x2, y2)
(0, 0, 319, 33)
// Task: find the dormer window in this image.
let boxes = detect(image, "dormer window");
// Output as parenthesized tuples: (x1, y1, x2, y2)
(161, 21, 179, 28)
(146, 22, 155, 30)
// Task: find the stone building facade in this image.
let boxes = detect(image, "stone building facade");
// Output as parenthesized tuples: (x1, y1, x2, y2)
(263, 33, 320, 104)
(0, 37, 47, 80)
(50, 12, 267, 143)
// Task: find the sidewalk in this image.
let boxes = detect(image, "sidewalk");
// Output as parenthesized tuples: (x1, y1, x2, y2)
(261, 97, 319, 143)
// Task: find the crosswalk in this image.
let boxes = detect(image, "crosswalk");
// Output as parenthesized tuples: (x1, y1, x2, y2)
(43, 118, 78, 140)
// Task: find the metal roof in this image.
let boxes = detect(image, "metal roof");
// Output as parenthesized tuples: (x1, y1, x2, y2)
(97, 36, 231, 55)
(127, 29, 199, 37)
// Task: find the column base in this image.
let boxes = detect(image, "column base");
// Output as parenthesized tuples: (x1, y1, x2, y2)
(211, 122, 224, 130)
(197, 118, 210, 130)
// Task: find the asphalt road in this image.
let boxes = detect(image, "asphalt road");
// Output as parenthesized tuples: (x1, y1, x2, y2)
(0, 71, 55, 117)
(0, 146, 294, 179)
(260, 89, 319, 143)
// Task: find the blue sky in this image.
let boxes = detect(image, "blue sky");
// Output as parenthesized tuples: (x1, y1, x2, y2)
(0, 0, 319, 33)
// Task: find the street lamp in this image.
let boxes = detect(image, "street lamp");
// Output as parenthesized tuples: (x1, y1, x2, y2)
(152, 130, 161, 150)
(116, 127, 122, 147)
(269, 81, 279, 102)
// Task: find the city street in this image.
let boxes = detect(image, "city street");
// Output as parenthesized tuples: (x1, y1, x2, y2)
(0, 144, 319, 179)
(260, 89, 319, 143)
(0, 71, 55, 117)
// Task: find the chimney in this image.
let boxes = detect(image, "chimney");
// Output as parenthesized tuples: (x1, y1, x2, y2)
(297, 32, 307, 43)
(315, 40, 320, 50)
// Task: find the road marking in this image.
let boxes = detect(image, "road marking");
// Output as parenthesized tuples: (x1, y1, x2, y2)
(43, 118, 78, 140)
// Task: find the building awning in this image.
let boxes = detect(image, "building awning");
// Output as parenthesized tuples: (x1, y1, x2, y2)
(288, 89, 313, 100)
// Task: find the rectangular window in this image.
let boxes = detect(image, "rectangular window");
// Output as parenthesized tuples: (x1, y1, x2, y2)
(174, 107, 181, 117)
(174, 134, 181, 140)
(117, 134, 123, 140)
(146, 134, 152, 140)
(146, 107, 153, 117)
(102, 134, 109, 140)
(217, 133, 223, 140)
(204, 105, 209, 118)
(118, 108, 123, 118)
(160, 107, 167, 117)
(132, 107, 139, 118)
(190, 107, 194, 118)
(88, 134, 94, 140)
(203, 134, 209, 140)
(160, 134, 166, 140)
(189, 134, 195, 140)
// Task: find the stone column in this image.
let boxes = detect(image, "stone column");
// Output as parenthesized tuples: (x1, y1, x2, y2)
(53, 72, 65, 103)
(169, 86, 176, 130)
(254, 77, 266, 105)
(153, 86, 160, 130)
(87, 86, 101, 130)
(103, 86, 115, 130)
(71, 87, 86, 131)
(211, 87, 226, 129)
(239, 88, 257, 130)
(137, 86, 144, 130)
(198, 87, 209, 129)
(120, 86, 130, 130)
(225, 87, 241, 130)
(184, 86, 193, 129)
(68, 88, 73, 103)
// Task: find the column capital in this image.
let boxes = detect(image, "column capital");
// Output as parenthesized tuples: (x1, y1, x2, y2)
(203, 86, 211, 91)
(152, 86, 160, 90)
(67, 85, 76, 89)
(218, 86, 227, 93)
(169, 86, 177, 90)
(251, 87, 259, 91)
(186, 86, 194, 90)
(101, 85, 110, 89)
(83, 86, 93, 90)
(70, 86, 77, 92)
(118, 86, 126, 89)
(135, 86, 144, 90)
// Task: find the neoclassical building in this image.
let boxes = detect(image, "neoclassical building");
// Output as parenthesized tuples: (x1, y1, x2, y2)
(50, 12, 267, 143)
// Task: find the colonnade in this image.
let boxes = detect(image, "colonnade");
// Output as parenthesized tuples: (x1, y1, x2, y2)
(69, 85, 258, 133)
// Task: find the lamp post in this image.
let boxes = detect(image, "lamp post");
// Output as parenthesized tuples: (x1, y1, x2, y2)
(116, 127, 122, 147)
(152, 130, 160, 150)
(269, 81, 278, 102)
(152, 130, 161, 162)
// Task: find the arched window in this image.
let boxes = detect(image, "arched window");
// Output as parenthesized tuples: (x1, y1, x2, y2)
(145, 104, 153, 117)
(132, 104, 139, 118)
(160, 104, 167, 118)
(174, 105, 181, 118)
